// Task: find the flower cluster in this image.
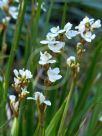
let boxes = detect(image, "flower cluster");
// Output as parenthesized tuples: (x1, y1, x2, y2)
(39, 16, 101, 82)
(67, 56, 80, 79)
(0, 0, 19, 21)
(39, 20, 80, 83)
(75, 16, 101, 42)
(9, 69, 32, 117)
(13, 69, 32, 92)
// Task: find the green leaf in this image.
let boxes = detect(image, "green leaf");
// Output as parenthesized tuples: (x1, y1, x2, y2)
(45, 99, 66, 136)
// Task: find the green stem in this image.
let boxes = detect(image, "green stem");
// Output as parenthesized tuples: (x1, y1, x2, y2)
(61, 1, 67, 28)
(3, 0, 28, 103)
(32, 0, 43, 50)
(42, 0, 54, 38)
(58, 81, 75, 136)
(11, 117, 19, 136)
(37, 102, 45, 136)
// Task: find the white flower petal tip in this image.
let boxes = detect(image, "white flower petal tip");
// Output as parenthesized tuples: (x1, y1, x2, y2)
(44, 100, 51, 106)
(39, 51, 56, 65)
(27, 97, 35, 100)
(47, 67, 62, 82)
(64, 22, 72, 31)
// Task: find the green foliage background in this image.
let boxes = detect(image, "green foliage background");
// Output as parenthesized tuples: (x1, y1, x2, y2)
(0, 0, 102, 136)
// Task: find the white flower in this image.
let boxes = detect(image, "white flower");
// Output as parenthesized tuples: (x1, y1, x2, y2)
(9, 95, 19, 111)
(47, 67, 62, 82)
(0, 0, 19, 20)
(9, 6, 19, 19)
(67, 56, 76, 67)
(64, 22, 78, 39)
(75, 17, 94, 32)
(27, 92, 51, 106)
(48, 42, 65, 53)
(14, 69, 32, 79)
(67, 56, 80, 72)
(39, 51, 56, 65)
(75, 16, 101, 42)
(13, 69, 32, 86)
(0, 0, 8, 9)
(81, 31, 96, 42)
(40, 34, 59, 45)
(50, 26, 65, 36)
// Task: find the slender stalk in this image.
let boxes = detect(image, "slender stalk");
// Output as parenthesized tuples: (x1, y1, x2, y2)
(61, 1, 67, 28)
(32, 0, 43, 50)
(58, 81, 75, 136)
(42, 0, 54, 38)
(1, 28, 7, 54)
(37, 102, 45, 136)
(3, 0, 28, 103)
(11, 117, 19, 136)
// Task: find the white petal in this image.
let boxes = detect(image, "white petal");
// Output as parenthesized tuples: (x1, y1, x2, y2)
(48, 42, 65, 53)
(92, 20, 101, 28)
(25, 70, 32, 79)
(64, 22, 72, 31)
(13, 69, 19, 77)
(65, 30, 78, 39)
(44, 100, 51, 106)
(40, 40, 49, 44)
(47, 67, 62, 82)
(50, 26, 59, 33)
(27, 97, 35, 100)
(19, 69, 25, 77)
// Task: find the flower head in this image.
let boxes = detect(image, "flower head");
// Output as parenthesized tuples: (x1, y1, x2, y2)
(67, 56, 80, 73)
(13, 69, 32, 90)
(9, 95, 19, 116)
(27, 92, 51, 106)
(0, 0, 19, 20)
(75, 16, 101, 42)
(39, 51, 56, 65)
(47, 67, 62, 82)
